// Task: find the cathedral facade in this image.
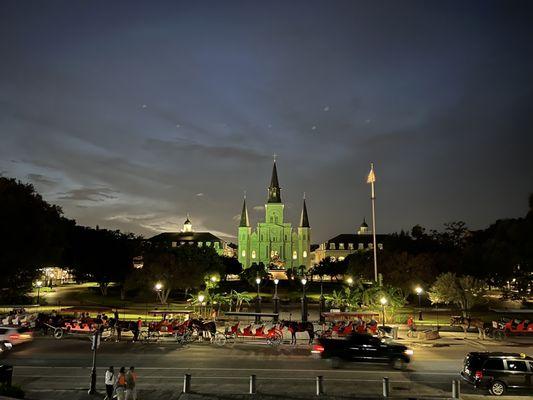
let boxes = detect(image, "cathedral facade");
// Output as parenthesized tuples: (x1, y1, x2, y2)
(238, 161, 311, 269)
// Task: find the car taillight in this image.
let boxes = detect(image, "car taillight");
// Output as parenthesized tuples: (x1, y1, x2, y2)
(475, 370, 483, 379)
(311, 344, 325, 354)
(9, 334, 20, 340)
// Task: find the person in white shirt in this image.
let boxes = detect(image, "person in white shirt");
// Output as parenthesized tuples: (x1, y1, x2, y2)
(104, 366, 116, 400)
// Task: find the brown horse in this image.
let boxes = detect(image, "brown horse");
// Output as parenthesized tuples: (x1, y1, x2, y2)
(281, 320, 314, 345)
(450, 316, 485, 340)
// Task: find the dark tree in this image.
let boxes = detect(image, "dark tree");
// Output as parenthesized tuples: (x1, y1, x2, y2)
(0, 177, 66, 302)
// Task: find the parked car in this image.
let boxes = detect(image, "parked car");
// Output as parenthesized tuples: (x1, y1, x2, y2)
(0, 326, 33, 346)
(312, 333, 412, 369)
(460, 352, 533, 396)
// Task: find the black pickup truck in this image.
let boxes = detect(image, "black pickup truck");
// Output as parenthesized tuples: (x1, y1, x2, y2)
(312, 333, 413, 369)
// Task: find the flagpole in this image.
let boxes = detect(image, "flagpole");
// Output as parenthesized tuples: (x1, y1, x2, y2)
(369, 162, 378, 283)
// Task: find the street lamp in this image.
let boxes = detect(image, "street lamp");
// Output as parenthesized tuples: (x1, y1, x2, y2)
(380, 297, 388, 328)
(273, 278, 280, 320)
(255, 277, 261, 323)
(415, 286, 423, 321)
(154, 282, 163, 304)
(35, 280, 43, 305)
(346, 277, 353, 286)
(301, 278, 308, 322)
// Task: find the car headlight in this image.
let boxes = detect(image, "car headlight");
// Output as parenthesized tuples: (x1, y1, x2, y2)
(404, 349, 414, 356)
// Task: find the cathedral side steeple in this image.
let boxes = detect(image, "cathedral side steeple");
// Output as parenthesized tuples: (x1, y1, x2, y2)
(299, 198, 310, 228)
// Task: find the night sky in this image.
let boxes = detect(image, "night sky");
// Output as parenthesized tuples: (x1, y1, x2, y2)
(1, 0, 532, 243)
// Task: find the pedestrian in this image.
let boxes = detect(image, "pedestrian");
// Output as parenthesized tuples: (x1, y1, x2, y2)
(125, 366, 137, 400)
(115, 367, 127, 400)
(104, 366, 116, 400)
(116, 324, 122, 342)
(407, 315, 416, 337)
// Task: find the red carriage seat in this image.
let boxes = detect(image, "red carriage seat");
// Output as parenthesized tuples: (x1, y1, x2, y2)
(341, 322, 353, 335)
(332, 322, 344, 332)
(255, 325, 265, 336)
(243, 324, 253, 335)
(229, 322, 239, 334)
(356, 323, 366, 334)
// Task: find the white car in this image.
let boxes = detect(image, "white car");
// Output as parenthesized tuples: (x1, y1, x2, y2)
(0, 326, 33, 346)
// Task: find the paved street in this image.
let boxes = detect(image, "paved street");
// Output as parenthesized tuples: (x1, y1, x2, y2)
(2, 333, 532, 399)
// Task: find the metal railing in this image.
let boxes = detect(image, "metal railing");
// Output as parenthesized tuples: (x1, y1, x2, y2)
(181, 373, 461, 398)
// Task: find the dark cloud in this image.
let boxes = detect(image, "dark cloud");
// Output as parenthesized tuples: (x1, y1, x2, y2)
(57, 187, 118, 202)
(26, 173, 58, 187)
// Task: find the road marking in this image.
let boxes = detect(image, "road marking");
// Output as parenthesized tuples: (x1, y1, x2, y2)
(13, 375, 448, 384)
(13, 366, 458, 376)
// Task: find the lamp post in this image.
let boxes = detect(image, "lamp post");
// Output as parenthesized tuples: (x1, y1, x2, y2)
(255, 277, 261, 324)
(35, 280, 43, 305)
(198, 294, 205, 318)
(301, 278, 308, 323)
(319, 277, 325, 323)
(154, 282, 163, 304)
(380, 297, 387, 328)
(346, 277, 353, 286)
(415, 286, 423, 320)
(88, 329, 100, 394)
(273, 278, 280, 321)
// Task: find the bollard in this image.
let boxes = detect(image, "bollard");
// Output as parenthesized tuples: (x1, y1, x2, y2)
(382, 377, 390, 397)
(316, 375, 324, 395)
(249, 374, 256, 394)
(452, 379, 460, 399)
(183, 373, 191, 393)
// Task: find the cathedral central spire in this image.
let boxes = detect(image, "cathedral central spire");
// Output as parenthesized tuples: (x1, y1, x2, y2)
(239, 196, 250, 227)
(267, 159, 282, 203)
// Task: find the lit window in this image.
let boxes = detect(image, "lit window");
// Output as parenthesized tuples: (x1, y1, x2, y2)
(198, 242, 203, 247)
(378, 243, 383, 250)
(241, 250, 246, 257)
(330, 243, 336, 250)
(180, 241, 185, 245)
(369, 243, 374, 249)
(358, 243, 364, 250)
(252, 250, 256, 259)
(171, 242, 177, 248)
(303, 251, 307, 258)
(292, 251, 297, 260)
(215, 242, 220, 248)
(339, 243, 345, 250)
(348, 243, 354, 250)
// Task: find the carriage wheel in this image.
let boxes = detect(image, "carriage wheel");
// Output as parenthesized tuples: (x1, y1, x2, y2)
(268, 331, 283, 347)
(53, 328, 63, 340)
(495, 330, 505, 341)
(213, 333, 227, 347)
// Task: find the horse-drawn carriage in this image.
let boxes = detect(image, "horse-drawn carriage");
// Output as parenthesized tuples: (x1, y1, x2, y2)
(219, 312, 284, 347)
(489, 318, 533, 340)
(34, 313, 108, 339)
(318, 312, 381, 338)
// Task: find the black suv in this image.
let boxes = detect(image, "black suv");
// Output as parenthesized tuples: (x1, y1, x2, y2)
(461, 352, 533, 396)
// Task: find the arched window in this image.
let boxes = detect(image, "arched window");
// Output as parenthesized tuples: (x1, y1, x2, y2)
(292, 251, 297, 260)
(241, 250, 246, 257)
(303, 251, 307, 258)
(251, 250, 256, 259)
